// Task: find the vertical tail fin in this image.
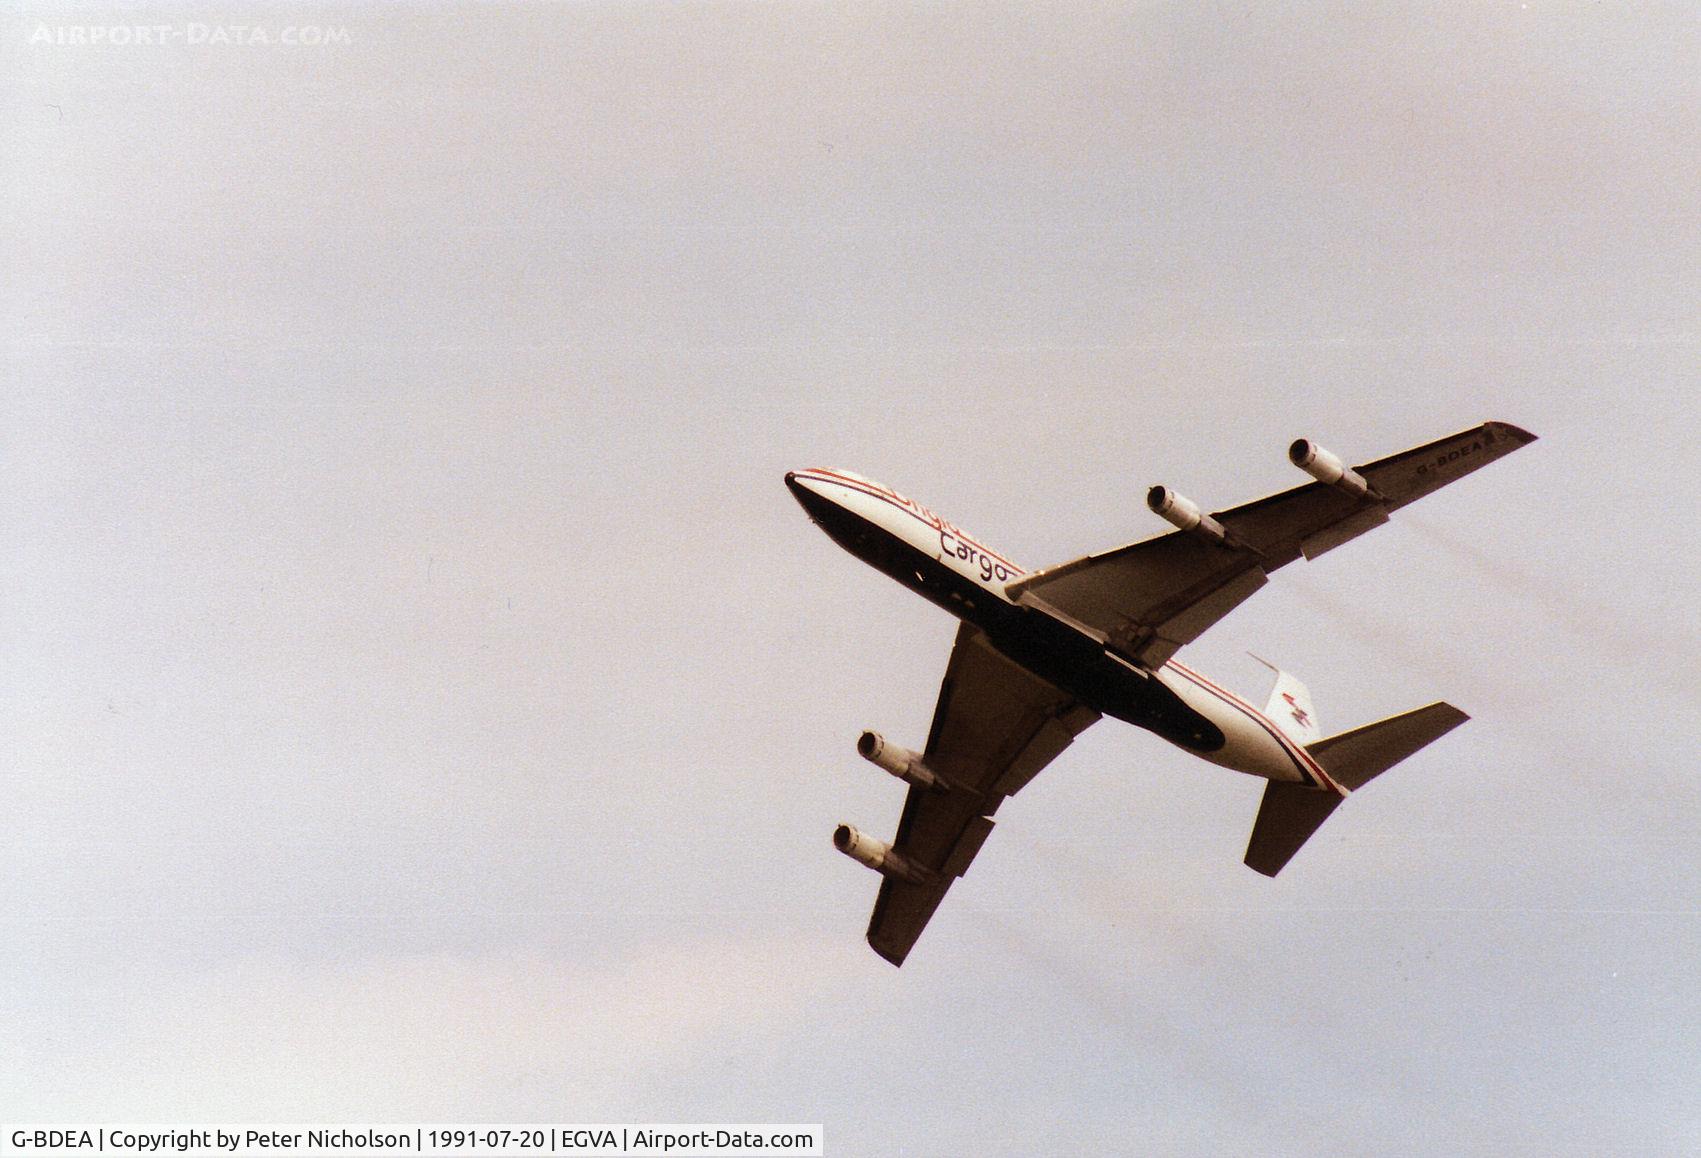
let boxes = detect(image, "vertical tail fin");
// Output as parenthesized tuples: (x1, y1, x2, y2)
(1243, 700, 1470, 876)
(1250, 655, 1323, 745)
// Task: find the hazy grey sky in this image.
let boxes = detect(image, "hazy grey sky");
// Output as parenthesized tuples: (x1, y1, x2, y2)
(4, 3, 1698, 1153)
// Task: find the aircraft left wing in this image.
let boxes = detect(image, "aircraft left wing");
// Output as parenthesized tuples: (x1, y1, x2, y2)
(1007, 421, 1536, 667)
(863, 623, 1099, 966)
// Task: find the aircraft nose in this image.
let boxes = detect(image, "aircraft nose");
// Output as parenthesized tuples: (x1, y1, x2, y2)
(785, 470, 831, 517)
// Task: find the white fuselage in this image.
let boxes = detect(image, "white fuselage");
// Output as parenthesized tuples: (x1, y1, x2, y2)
(786, 468, 1343, 794)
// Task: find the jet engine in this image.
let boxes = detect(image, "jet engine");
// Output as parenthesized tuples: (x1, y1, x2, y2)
(857, 730, 945, 790)
(833, 824, 934, 884)
(1289, 439, 1374, 499)
(1146, 485, 1227, 544)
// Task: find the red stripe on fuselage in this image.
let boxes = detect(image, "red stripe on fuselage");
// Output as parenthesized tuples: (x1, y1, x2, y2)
(792, 468, 1027, 576)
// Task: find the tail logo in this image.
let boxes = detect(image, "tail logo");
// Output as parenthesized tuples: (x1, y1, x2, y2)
(1281, 693, 1311, 728)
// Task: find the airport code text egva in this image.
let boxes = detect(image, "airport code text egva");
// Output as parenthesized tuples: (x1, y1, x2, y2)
(4, 1126, 823, 1156)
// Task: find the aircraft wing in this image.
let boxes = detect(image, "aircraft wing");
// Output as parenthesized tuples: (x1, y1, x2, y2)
(1006, 421, 1536, 667)
(865, 623, 1099, 966)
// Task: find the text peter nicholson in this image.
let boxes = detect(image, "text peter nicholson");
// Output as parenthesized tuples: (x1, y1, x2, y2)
(3, 1125, 824, 1157)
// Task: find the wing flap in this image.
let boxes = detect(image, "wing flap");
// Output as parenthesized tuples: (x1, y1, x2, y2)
(1138, 565, 1269, 665)
(1299, 504, 1389, 560)
(992, 702, 1100, 797)
(940, 815, 997, 878)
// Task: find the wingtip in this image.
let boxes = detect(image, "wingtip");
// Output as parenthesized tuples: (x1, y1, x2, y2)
(868, 936, 908, 967)
(1488, 421, 1538, 445)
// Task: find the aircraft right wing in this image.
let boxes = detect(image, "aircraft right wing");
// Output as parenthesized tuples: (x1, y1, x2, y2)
(1006, 421, 1536, 668)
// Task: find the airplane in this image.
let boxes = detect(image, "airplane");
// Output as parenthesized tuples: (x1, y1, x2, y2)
(786, 421, 1536, 966)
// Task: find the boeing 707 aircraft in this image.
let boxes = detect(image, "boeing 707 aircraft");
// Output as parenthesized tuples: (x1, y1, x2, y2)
(787, 421, 1536, 965)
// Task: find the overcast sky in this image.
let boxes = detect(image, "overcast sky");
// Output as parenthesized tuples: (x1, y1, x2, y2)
(4, 3, 1698, 1153)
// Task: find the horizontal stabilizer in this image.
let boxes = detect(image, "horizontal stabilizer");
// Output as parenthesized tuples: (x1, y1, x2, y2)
(1306, 702, 1469, 791)
(1245, 782, 1343, 877)
(1246, 701, 1469, 876)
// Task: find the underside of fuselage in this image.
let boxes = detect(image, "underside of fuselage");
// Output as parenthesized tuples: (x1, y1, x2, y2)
(787, 475, 1227, 753)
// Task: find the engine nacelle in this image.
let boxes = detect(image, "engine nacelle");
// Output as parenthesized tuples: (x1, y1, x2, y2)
(1289, 439, 1373, 499)
(857, 730, 944, 790)
(1147, 485, 1227, 544)
(833, 824, 934, 884)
